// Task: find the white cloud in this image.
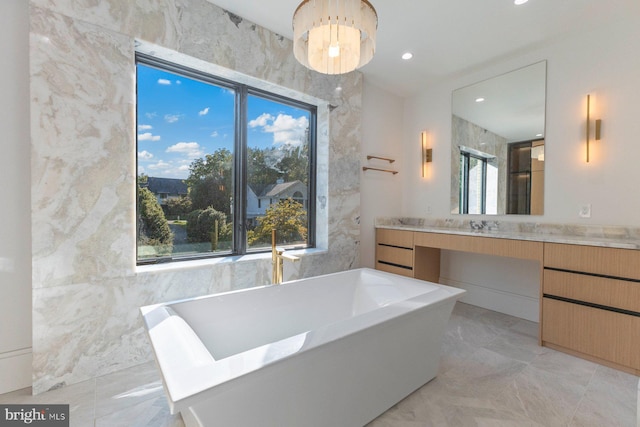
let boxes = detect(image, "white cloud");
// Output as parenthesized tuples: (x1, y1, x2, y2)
(138, 124, 153, 131)
(145, 112, 157, 120)
(143, 159, 191, 179)
(199, 107, 210, 116)
(157, 78, 171, 85)
(210, 131, 219, 137)
(138, 150, 154, 160)
(164, 114, 180, 123)
(138, 132, 161, 141)
(254, 113, 309, 147)
(248, 113, 274, 128)
(148, 160, 171, 171)
(166, 142, 203, 159)
(176, 80, 182, 85)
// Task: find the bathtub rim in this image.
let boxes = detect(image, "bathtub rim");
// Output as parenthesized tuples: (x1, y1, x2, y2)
(140, 268, 465, 414)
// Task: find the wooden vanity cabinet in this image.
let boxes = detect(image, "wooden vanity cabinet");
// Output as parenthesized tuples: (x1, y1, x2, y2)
(374, 227, 640, 375)
(542, 243, 640, 374)
(375, 229, 414, 277)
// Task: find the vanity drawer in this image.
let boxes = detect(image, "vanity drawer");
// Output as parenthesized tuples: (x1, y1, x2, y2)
(542, 298, 640, 372)
(544, 269, 640, 313)
(376, 229, 414, 277)
(376, 245, 413, 269)
(544, 243, 640, 280)
(376, 228, 414, 248)
(375, 260, 413, 277)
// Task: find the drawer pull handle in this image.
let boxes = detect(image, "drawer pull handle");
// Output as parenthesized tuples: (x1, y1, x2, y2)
(544, 294, 640, 318)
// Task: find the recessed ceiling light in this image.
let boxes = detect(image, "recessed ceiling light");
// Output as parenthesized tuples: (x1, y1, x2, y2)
(401, 52, 413, 60)
(475, 97, 485, 103)
(514, 0, 529, 5)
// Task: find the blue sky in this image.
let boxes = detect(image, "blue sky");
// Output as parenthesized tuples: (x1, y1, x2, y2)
(136, 64, 310, 179)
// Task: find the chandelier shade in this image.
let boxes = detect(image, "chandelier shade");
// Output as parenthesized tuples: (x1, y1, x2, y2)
(292, 0, 378, 75)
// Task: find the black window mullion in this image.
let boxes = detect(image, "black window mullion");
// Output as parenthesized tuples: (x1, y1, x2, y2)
(234, 85, 248, 255)
(481, 158, 487, 214)
(461, 153, 469, 214)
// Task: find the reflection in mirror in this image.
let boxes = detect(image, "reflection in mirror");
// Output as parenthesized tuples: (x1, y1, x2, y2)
(451, 61, 546, 215)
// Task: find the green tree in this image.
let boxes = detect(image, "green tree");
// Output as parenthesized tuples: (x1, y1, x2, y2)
(137, 185, 173, 255)
(188, 175, 231, 216)
(248, 146, 281, 189)
(185, 149, 233, 214)
(278, 145, 309, 184)
(247, 198, 307, 246)
(248, 142, 309, 185)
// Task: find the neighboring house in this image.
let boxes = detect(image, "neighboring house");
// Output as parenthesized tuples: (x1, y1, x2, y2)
(247, 179, 308, 225)
(142, 177, 188, 206)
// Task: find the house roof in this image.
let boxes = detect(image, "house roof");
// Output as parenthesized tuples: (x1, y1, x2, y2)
(258, 180, 305, 198)
(146, 177, 188, 195)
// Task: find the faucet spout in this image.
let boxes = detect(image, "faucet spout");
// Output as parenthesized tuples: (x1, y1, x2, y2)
(271, 229, 300, 284)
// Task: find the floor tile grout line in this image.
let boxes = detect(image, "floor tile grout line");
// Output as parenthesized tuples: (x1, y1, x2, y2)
(566, 360, 598, 426)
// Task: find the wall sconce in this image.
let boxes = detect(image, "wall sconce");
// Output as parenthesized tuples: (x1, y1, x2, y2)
(421, 131, 432, 177)
(586, 94, 602, 163)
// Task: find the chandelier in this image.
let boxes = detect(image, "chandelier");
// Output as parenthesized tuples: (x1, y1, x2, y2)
(292, 0, 378, 75)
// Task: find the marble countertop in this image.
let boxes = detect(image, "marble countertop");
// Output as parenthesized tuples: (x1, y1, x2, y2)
(375, 217, 640, 250)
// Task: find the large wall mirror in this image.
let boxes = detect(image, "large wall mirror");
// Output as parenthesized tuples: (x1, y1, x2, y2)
(451, 61, 547, 215)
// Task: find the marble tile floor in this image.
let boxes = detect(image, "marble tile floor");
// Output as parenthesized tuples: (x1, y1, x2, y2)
(1, 302, 637, 427)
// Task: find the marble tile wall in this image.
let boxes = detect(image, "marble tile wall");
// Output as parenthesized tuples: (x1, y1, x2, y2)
(29, 0, 362, 393)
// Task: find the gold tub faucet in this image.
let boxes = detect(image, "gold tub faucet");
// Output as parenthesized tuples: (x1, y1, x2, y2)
(271, 229, 300, 284)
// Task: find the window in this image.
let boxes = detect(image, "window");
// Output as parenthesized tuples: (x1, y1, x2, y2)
(459, 147, 498, 214)
(136, 54, 316, 264)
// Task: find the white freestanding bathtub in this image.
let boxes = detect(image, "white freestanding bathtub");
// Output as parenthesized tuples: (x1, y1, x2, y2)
(140, 268, 465, 427)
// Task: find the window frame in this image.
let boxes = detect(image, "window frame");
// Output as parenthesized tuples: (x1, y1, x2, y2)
(460, 151, 488, 214)
(135, 53, 317, 265)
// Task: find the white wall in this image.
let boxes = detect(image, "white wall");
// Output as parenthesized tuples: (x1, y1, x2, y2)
(0, 0, 32, 393)
(400, 11, 640, 320)
(360, 81, 404, 268)
(403, 12, 640, 225)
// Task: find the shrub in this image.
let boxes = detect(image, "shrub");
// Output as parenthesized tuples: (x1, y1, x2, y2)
(165, 196, 192, 219)
(186, 206, 229, 250)
(137, 186, 173, 255)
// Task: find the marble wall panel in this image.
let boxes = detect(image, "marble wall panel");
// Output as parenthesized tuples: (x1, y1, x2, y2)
(30, 0, 362, 393)
(30, 7, 136, 289)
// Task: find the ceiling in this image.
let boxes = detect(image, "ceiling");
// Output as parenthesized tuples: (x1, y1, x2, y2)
(205, 0, 636, 97)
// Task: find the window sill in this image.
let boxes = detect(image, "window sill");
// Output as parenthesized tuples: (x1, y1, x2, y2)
(135, 247, 327, 275)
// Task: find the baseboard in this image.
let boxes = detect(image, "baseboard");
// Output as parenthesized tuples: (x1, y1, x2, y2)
(0, 348, 32, 394)
(440, 277, 539, 322)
